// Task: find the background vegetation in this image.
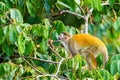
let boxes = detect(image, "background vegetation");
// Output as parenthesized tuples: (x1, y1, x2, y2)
(0, 0, 120, 80)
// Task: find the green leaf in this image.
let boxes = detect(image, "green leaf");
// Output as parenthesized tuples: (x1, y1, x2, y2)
(58, 48, 66, 57)
(0, 2, 8, 11)
(18, 34, 25, 55)
(110, 54, 120, 61)
(3, 63, 10, 73)
(37, 66, 46, 73)
(117, 60, 120, 73)
(16, 57, 23, 64)
(3, 26, 9, 36)
(110, 61, 118, 75)
(53, 20, 66, 34)
(0, 64, 5, 76)
(84, 0, 91, 6)
(44, 0, 50, 15)
(48, 64, 56, 73)
(0, 63, 14, 76)
(24, 40, 32, 56)
(41, 26, 49, 39)
(96, 0, 102, 11)
(84, 0, 102, 11)
(8, 25, 18, 44)
(9, 0, 16, 4)
(50, 30, 59, 41)
(0, 16, 7, 23)
(4, 0, 12, 8)
(113, 17, 120, 32)
(91, 0, 102, 11)
(74, 54, 82, 70)
(16, 25, 23, 33)
(0, 28, 5, 44)
(94, 12, 102, 23)
(66, 26, 77, 34)
(3, 42, 14, 57)
(0, 63, 19, 79)
(56, 1, 71, 10)
(42, 18, 51, 27)
(10, 9, 23, 23)
(57, 0, 77, 11)
(39, 39, 48, 53)
(75, 0, 80, 5)
(109, 0, 115, 7)
(26, 1, 35, 17)
(32, 24, 42, 37)
(98, 69, 113, 80)
(8, 68, 17, 80)
(31, 24, 49, 38)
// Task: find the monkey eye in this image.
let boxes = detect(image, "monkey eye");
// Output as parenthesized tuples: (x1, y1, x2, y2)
(64, 36, 67, 39)
(64, 36, 69, 41)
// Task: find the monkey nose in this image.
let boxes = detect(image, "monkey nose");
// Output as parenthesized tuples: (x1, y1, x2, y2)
(58, 34, 63, 40)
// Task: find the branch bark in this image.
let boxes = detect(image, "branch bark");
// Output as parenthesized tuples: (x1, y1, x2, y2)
(25, 56, 59, 64)
(84, 8, 93, 34)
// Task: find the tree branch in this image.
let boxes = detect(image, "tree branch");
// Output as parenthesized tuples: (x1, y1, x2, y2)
(48, 44, 63, 59)
(55, 58, 65, 76)
(61, 10, 85, 19)
(36, 58, 65, 79)
(36, 74, 57, 80)
(22, 57, 43, 74)
(84, 8, 93, 34)
(83, 1, 111, 34)
(25, 56, 59, 64)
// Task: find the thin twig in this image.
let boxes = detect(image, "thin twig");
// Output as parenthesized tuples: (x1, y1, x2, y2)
(36, 74, 57, 80)
(55, 58, 65, 76)
(21, 75, 36, 80)
(59, 69, 73, 74)
(36, 58, 65, 79)
(101, 2, 109, 6)
(0, 22, 11, 27)
(79, 6, 86, 16)
(25, 56, 59, 64)
(48, 44, 63, 59)
(62, 10, 85, 19)
(22, 57, 42, 74)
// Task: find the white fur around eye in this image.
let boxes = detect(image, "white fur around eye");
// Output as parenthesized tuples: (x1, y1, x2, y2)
(61, 34, 64, 38)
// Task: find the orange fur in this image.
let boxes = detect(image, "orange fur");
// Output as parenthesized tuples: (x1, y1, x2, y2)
(71, 34, 105, 47)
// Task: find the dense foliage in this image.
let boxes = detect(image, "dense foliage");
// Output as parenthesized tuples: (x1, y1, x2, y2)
(0, 0, 120, 80)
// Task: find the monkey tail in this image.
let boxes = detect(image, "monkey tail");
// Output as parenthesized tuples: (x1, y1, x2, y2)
(102, 46, 108, 68)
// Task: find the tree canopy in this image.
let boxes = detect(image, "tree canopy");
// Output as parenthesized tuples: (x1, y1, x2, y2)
(0, 0, 120, 80)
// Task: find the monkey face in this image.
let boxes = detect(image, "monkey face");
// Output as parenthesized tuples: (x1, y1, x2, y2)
(58, 33, 70, 42)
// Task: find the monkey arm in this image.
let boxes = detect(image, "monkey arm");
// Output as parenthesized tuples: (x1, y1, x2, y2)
(68, 39, 78, 56)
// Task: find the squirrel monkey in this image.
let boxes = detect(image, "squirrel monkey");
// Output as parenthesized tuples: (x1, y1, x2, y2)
(58, 32, 108, 69)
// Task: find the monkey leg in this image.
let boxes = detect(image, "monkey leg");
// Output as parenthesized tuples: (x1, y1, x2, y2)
(85, 50, 97, 69)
